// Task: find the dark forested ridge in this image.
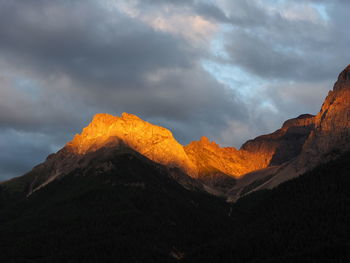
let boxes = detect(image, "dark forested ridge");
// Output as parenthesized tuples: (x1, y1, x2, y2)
(0, 150, 230, 263)
(185, 151, 350, 262)
(0, 150, 349, 262)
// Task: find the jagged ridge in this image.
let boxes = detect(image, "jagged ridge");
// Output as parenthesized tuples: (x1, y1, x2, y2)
(228, 64, 350, 201)
(3, 64, 350, 201)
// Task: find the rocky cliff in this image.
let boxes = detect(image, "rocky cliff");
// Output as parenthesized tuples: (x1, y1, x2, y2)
(228, 64, 350, 201)
(67, 113, 197, 176)
(185, 136, 247, 177)
(67, 113, 315, 180)
(298, 65, 350, 169)
(241, 114, 315, 167)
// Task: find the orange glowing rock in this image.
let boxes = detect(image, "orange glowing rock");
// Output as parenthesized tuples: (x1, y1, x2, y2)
(297, 65, 350, 168)
(66, 112, 316, 181)
(184, 136, 253, 178)
(67, 113, 264, 180)
(241, 114, 315, 168)
(67, 113, 197, 176)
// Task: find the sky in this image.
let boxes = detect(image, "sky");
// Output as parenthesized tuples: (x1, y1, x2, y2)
(1, 0, 350, 180)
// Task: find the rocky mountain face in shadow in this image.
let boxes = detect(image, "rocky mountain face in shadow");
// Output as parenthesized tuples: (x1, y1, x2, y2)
(228, 64, 350, 201)
(0, 148, 231, 262)
(298, 65, 350, 168)
(241, 113, 315, 167)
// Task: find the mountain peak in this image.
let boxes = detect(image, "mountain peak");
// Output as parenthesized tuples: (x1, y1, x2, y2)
(91, 112, 141, 124)
(337, 64, 350, 82)
(92, 112, 116, 121)
(297, 65, 350, 169)
(200, 136, 210, 144)
(66, 113, 197, 176)
(334, 64, 350, 91)
(198, 136, 220, 147)
(121, 112, 141, 120)
(281, 114, 314, 129)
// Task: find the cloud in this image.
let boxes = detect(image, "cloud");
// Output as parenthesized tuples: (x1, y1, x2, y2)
(0, 129, 62, 181)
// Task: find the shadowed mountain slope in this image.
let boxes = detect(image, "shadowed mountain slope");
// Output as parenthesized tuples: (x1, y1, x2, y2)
(227, 65, 350, 201)
(241, 114, 315, 166)
(0, 147, 349, 262)
(0, 148, 230, 262)
(185, 150, 350, 263)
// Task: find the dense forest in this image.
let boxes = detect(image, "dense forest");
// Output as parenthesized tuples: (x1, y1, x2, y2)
(0, 150, 349, 262)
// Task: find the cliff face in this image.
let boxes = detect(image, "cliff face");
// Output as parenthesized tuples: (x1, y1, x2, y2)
(184, 114, 315, 180)
(67, 113, 197, 177)
(184, 136, 247, 178)
(228, 65, 350, 201)
(241, 114, 315, 168)
(67, 113, 314, 182)
(298, 65, 350, 169)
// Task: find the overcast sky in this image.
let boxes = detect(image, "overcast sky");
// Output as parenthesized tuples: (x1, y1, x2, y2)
(1, 0, 350, 180)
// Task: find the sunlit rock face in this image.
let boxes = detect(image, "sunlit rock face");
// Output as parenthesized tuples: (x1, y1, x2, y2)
(298, 65, 350, 169)
(184, 115, 315, 180)
(67, 113, 197, 176)
(185, 136, 254, 178)
(228, 64, 350, 201)
(66, 112, 315, 183)
(241, 114, 315, 168)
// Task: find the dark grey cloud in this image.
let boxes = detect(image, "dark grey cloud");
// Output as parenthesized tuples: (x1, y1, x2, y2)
(0, 0, 194, 87)
(219, 0, 350, 82)
(0, 129, 61, 181)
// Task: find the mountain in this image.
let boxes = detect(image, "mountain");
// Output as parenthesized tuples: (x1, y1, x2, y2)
(2, 112, 317, 199)
(241, 114, 315, 166)
(228, 64, 350, 200)
(0, 139, 349, 262)
(0, 147, 230, 262)
(0, 113, 203, 205)
(298, 65, 350, 167)
(2, 66, 350, 201)
(0, 65, 350, 262)
(1, 110, 309, 199)
(185, 150, 350, 263)
(67, 112, 197, 176)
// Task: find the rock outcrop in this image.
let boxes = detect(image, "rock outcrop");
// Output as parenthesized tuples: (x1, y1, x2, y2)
(67, 113, 197, 177)
(185, 136, 247, 178)
(298, 65, 350, 169)
(184, 136, 245, 194)
(241, 114, 314, 167)
(184, 113, 315, 179)
(228, 64, 350, 201)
